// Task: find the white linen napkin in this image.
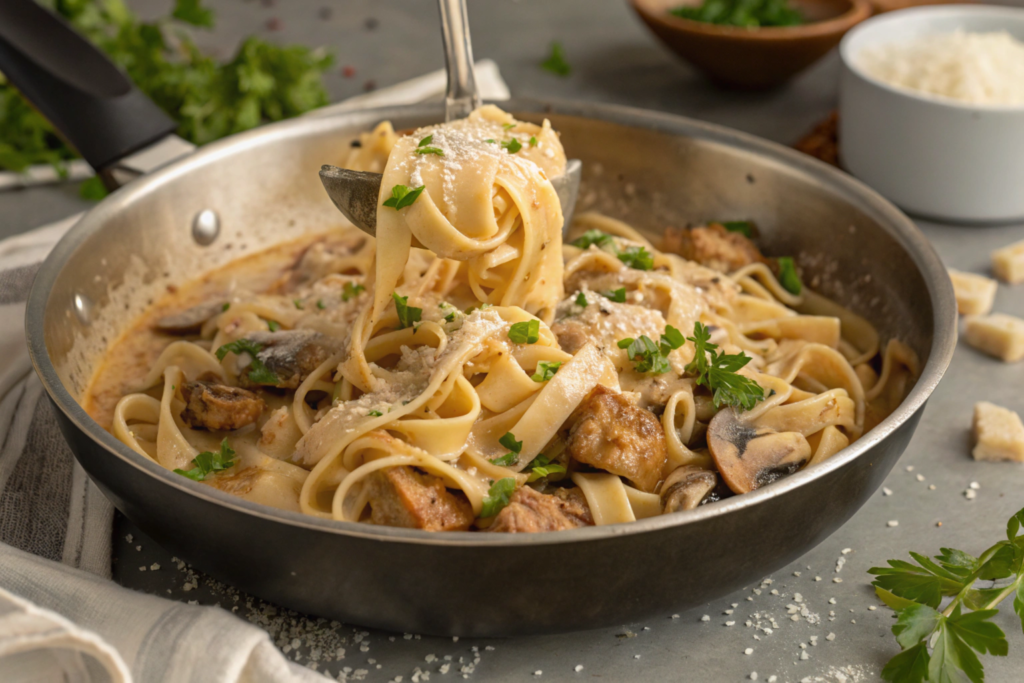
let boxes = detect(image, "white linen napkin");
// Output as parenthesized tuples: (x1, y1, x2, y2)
(0, 62, 509, 683)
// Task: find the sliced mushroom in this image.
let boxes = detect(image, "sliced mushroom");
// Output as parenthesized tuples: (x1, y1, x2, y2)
(180, 381, 264, 431)
(707, 408, 811, 494)
(154, 300, 225, 334)
(661, 466, 718, 513)
(238, 330, 343, 390)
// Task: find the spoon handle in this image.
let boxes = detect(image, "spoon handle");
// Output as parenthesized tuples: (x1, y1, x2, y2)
(438, 0, 480, 121)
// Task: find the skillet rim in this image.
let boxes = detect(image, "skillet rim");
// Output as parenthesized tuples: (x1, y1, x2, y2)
(25, 96, 957, 548)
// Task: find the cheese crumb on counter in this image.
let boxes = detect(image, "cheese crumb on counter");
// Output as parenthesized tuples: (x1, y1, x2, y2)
(948, 269, 997, 315)
(992, 239, 1024, 284)
(972, 401, 1024, 462)
(964, 313, 1024, 362)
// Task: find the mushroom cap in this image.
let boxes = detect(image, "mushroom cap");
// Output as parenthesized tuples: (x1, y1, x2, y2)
(661, 466, 718, 513)
(707, 408, 811, 494)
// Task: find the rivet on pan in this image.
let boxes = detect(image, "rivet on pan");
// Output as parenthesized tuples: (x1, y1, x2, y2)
(73, 293, 92, 326)
(192, 209, 220, 246)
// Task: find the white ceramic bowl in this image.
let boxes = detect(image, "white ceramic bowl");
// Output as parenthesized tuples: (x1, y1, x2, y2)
(839, 5, 1024, 223)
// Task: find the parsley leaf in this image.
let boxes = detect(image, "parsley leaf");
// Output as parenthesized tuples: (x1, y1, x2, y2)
(293, 299, 304, 310)
(501, 138, 522, 154)
(418, 135, 434, 146)
(484, 139, 497, 144)
(529, 135, 538, 147)
(526, 454, 567, 482)
(508, 319, 541, 344)
(684, 322, 764, 410)
(502, 123, 516, 130)
(603, 288, 627, 303)
(618, 335, 671, 374)
(540, 41, 571, 76)
(777, 256, 802, 295)
(215, 338, 280, 385)
(532, 361, 562, 382)
(480, 477, 517, 517)
(382, 184, 425, 210)
(368, 409, 383, 417)
(571, 229, 615, 250)
(392, 292, 422, 329)
(490, 433, 523, 467)
(415, 146, 444, 156)
(721, 220, 754, 238)
(266, 320, 281, 332)
(489, 452, 518, 467)
(617, 245, 654, 271)
(316, 299, 326, 309)
(172, 0, 214, 27)
(221, 302, 231, 312)
(342, 282, 365, 302)
(174, 438, 235, 481)
(669, 0, 803, 27)
(575, 292, 588, 308)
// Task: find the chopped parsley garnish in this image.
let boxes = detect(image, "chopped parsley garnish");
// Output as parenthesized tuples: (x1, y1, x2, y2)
(439, 302, 459, 323)
(571, 229, 615, 250)
(293, 299, 304, 310)
(174, 438, 235, 481)
(316, 299, 326, 309)
(529, 135, 538, 147)
(777, 256, 802, 295)
(669, 0, 803, 27)
(721, 220, 753, 238)
(501, 138, 523, 154)
(502, 123, 516, 130)
(266, 319, 281, 332)
(392, 292, 422, 329)
(342, 282, 365, 302)
(215, 338, 280, 385)
(489, 433, 522, 466)
(382, 184, 425, 210)
(603, 288, 627, 303)
(480, 477, 517, 517)
(484, 139, 497, 144)
(526, 454, 567, 482)
(617, 245, 654, 271)
(368, 409, 383, 417)
(418, 134, 433, 146)
(221, 302, 230, 312)
(540, 41, 571, 76)
(684, 322, 765, 411)
(617, 325, 685, 375)
(531, 361, 562, 382)
(575, 291, 588, 308)
(415, 135, 443, 155)
(508, 319, 541, 344)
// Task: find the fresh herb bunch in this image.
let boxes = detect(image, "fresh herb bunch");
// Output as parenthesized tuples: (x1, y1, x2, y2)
(685, 321, 765, 410)
(0, 0, 332, 180)
(870, 507, 1024, 683)
(670, 0, 803, 28)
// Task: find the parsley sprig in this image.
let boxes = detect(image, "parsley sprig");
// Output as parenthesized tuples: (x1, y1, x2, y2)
(174, 438, 236, 481)
(216, 338, 280, 385)
(489, 432, 523, 467)
(392, 293, 422, 329)
(480, 477, 517, 517)
(870, 507, 1024, 683)
(342, 282, 365, 302)
(684, 322, 764, 411)
(383, 184, 425, 210)
(617, 325, 685, 375)
(415, 134, 444, 156)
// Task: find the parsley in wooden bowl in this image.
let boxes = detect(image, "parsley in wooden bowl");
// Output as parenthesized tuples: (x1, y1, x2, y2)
(630, 0, 872, 88)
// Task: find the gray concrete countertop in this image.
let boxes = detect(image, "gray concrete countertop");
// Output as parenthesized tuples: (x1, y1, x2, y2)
(5, 1, 1024, 681)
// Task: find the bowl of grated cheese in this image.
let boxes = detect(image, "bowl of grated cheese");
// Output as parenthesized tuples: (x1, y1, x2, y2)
(839, 5, 1024, 223)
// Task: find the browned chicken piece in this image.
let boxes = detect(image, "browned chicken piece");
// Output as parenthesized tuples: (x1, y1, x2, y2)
(364, 466, 474, 531)
(154, 300, 225, 335)
(488, 487, 593, 533)
(566, 385, 668, 493)
(661, 223, 766, 274)
(237, 330, 343, 390)
(180, 381, 265, 431)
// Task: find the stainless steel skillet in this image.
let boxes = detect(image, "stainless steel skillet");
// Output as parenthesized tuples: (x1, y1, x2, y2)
(6, 3, 956, 637)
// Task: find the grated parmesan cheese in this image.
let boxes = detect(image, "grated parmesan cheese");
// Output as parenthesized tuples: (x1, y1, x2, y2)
(857, 30, 1024, 106)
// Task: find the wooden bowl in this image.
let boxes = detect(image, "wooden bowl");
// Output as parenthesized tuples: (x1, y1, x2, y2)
(630, 0, 872, 88)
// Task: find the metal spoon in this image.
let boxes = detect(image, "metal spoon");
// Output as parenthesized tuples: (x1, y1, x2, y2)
(318, 0, 582, 238)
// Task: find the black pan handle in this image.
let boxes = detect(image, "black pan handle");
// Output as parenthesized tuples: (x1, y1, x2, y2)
(0, 0, 178, 172)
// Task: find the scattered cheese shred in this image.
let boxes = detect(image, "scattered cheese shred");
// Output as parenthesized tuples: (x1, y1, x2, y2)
(964, 313, 1024, 362)
(992, 239, 1024, 284)
(948, 269, 997, 315)
(972, 401, 1024, 462)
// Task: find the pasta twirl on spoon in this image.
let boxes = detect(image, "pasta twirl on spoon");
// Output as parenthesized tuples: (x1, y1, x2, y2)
(86, 105, 918, 532)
